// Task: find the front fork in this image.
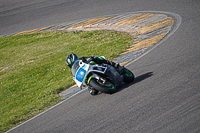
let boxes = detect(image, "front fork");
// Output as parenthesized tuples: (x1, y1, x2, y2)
(87, 74, 106, 85)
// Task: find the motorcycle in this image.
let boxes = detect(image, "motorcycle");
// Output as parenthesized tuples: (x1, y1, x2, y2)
(71, 57, 134, 95)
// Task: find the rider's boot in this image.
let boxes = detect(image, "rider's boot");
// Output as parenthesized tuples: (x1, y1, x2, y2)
(113, 63, 124, 74)
(88, 87, 99, 95)
(106, 60, 124, 74)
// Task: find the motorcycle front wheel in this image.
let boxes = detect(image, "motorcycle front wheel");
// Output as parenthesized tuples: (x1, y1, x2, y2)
(89, 78, 117, 94)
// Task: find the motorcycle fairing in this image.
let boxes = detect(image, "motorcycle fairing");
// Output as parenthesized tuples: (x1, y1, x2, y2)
(76, 67, 86, 82)
(72, 60, 90, 87)
(88, 66, 107, 74)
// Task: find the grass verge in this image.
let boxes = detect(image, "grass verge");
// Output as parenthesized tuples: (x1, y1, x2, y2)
(0, 30, 135, 132)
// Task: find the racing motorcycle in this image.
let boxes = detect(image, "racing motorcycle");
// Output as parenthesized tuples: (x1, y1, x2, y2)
(71, 57, 134, 95)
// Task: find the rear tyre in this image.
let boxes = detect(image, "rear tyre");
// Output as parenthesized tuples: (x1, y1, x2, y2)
(122, 68, 134, 83)
(89, 78, 117, 94)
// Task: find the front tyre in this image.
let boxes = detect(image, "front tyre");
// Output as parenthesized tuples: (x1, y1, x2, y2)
(122, 68, 135, 83)
(89, 79, 117, 94)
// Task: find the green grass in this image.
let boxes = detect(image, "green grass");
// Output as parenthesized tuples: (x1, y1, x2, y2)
(0, 30, 134, 132)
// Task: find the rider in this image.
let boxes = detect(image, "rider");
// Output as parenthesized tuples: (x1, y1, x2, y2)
(66, 53, 121, 70)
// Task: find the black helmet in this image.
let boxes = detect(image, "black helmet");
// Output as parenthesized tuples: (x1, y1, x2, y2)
(66, 53, 79, 68)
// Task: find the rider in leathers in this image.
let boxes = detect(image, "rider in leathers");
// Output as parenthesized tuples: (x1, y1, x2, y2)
(66, 53, 120, 69)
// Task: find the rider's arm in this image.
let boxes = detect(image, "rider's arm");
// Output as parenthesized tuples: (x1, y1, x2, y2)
(79, 57, 92, 63)
(91, 56, 109, 64)
(82, 56, 119, 67)
(92, 56, 119, 68)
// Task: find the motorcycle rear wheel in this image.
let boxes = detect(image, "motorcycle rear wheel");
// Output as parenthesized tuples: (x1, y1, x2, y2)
(122, 68, 135, 83)
(89, 78, 117, 94)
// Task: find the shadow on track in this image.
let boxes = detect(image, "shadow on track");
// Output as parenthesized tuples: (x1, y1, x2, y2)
(115, 72, 153, 93)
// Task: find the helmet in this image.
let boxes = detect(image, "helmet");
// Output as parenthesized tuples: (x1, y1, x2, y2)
(66, 53, 79, 68)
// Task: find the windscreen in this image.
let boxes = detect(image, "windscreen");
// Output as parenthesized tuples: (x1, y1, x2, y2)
(71, 61, 80, 77)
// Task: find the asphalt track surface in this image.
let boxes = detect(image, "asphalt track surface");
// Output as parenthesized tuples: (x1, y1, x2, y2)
(2, 0, 200, 133)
